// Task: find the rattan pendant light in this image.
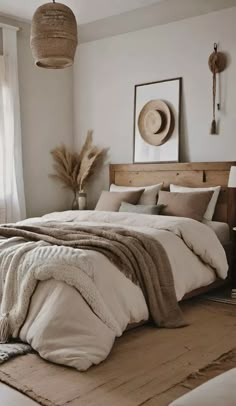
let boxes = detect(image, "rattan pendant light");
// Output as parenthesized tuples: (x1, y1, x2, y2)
(31, 0, 78, 69)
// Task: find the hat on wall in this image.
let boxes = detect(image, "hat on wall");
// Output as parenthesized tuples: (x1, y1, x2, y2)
(138, 100, 174, 146)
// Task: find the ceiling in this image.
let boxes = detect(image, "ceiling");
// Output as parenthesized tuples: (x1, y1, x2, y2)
(0, 0, 163, 24)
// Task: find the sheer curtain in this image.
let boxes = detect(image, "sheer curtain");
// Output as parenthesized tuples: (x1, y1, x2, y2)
(0, 26, 26, 223)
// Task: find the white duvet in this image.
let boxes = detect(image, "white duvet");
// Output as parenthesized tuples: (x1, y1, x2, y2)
(15, 211, 228, 370)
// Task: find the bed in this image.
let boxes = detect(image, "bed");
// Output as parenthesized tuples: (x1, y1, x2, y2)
(110, 161, 236, 296)
(0, 161, 235, 371)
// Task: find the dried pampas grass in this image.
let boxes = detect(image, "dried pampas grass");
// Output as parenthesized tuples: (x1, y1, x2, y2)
(50, 131, 105, 196)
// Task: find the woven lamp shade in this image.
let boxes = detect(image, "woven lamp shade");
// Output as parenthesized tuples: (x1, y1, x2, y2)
(31, 1, 78, 69)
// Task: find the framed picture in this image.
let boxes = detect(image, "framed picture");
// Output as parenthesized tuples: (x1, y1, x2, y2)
(133, 77, 182, 163)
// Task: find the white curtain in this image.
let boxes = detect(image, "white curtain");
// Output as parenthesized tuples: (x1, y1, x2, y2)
(0, 26, 26, 223)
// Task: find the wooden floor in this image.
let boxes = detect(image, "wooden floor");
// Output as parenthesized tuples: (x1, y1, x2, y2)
(0, 300, 235, 406)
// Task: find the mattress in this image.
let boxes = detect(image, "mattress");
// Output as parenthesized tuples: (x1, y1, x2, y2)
(203, 220, 230, 244)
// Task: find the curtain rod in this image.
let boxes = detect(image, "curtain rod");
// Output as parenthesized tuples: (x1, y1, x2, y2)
(0, 23, 20, 32)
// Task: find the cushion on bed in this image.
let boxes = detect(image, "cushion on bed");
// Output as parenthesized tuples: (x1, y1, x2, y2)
(170, 368, 236, 406)
(95, 190, 144, 212)
(158, 191, 214, 221)
(119, 202, 165, 215)
(170, 185, 221, 221)
(110, 183, 163, 205)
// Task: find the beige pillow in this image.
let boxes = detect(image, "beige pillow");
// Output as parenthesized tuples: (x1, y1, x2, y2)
(158, 191, 214, 222)
(95, 190, 144, 212)
(110, 183, 163, 205)
(170, 184, 221, 221)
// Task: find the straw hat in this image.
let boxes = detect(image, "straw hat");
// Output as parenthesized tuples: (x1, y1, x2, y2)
(138, 100, 174, 146)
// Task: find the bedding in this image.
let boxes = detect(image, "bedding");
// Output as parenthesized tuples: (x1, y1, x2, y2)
(203, 220, 230, 243)
(170, 184, 221, 221)
(0, 211, 228, 371)
(95, 189, 144, 211)
(110, 183, 163, 205)
(157, 190, 213, 221)
(0, 222, 185, 344)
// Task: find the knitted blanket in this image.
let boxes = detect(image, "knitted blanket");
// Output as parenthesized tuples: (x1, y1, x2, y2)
(0, 222, 185, 343)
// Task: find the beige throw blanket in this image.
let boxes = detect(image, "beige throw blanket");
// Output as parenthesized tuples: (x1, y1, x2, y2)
(0, 222, 185, 343)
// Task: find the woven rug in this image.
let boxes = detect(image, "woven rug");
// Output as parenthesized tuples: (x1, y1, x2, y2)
(0, 300, 235, 406)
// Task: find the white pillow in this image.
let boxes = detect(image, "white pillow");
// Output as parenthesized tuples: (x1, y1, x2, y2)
(170, 184, 221, 221)
(110, 183, 163, 205)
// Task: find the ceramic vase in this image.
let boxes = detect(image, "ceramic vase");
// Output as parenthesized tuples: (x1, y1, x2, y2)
(78, 192, 87, 210)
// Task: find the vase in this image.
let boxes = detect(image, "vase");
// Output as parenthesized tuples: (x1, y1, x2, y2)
(78, 192, 87, 210)
(71, 193, 79, 210)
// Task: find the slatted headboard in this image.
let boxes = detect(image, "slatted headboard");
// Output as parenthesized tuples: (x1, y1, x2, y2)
(109, 162, 236, 228)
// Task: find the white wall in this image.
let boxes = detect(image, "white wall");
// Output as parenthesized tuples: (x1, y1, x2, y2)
(0, 16, 74, 218)
(73, 7, 236, 208)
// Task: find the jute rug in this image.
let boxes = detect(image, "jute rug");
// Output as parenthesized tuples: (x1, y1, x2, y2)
(0, 300, 235, 406)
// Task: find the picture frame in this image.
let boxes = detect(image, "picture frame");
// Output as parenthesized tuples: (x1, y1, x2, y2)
(133, 77, 182, 163)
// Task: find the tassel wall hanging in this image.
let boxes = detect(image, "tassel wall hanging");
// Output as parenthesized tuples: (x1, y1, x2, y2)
(208, 43, 227, 134)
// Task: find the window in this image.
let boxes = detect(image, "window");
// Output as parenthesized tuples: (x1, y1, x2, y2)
(0, 26, 26, 223)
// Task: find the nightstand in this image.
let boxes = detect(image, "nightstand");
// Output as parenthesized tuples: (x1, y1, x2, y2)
(231, 228, 236, 299)
(203, 235, 236, 305)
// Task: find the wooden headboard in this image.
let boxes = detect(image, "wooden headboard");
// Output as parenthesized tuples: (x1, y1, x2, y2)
(110, 162, 236, 228)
